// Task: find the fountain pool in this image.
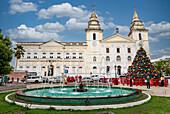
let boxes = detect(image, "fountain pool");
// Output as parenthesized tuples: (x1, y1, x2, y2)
(16, 86, 142, 105)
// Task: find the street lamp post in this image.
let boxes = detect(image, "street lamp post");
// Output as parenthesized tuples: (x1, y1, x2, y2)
(114, 65, 117, 78)
(62, 47, 65, 84)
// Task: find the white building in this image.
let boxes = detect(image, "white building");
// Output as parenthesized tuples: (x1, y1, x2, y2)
(16, 8, 150, 77)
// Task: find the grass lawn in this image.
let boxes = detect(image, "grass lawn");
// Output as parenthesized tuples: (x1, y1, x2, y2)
(0, 91, 170, 114)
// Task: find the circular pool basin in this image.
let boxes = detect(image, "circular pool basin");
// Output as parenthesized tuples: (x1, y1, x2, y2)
(16, 86, 142, 105)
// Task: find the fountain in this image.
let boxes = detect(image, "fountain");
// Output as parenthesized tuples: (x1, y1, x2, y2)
(16, 85, 142, 105)
(73, 82, 88, 92)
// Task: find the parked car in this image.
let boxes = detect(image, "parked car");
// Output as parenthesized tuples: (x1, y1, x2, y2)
(49, 77, 57, 83)
(99, 76, 105, 82)
(90, 75, 99, 82)
(56, 76, 63, 83)
(42, 77, 48, 83)
(27, 76, 43, 83)
(82, 77, 91, 82)
(119, 75, 126, 79)
(164, 75, 170, 79)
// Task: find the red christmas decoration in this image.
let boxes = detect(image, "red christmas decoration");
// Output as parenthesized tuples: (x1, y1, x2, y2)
(137, 52, 139, 54)
(145, 74, 147, 77)
(135, 71, 137, 73)
(146, 59, 148, 61)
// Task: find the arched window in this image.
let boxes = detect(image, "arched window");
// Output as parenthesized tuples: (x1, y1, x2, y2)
(50, 53, 53, 55)
(26, 66, 30, 68)
(43, 52, 46, 55)
(139, 33, 142, 40)
(93, 66, 97, 73)
(117, 66, 121, 75)
(106, 66, 110, 74)
(93, 33, 96, 40)
(93, 56, 96, 61)
(127, 56, 131, 62)
(33, 66, 36, 68)
(34, 53, 37, 55)
(79, 67, 83, 73)
(116, 56, 121, 62)
(106, 56, 110, 61)
(93, 66, 97, 69)
(19, 66, 23, 68)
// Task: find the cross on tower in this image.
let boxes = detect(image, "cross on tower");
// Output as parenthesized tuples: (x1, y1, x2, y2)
(92, 5, 95, 9)
(133, 5, 136, 9)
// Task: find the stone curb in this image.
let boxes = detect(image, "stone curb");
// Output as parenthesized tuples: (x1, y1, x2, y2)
(5, 92, 151, 110)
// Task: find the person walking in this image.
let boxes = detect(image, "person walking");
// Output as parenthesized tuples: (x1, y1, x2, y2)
(130, 76, 133, 87)
(146, 76, 150, 89)
(160, 75, 165, 86)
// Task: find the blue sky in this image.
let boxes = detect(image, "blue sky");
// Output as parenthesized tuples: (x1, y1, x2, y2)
(0, 0, 170, 63)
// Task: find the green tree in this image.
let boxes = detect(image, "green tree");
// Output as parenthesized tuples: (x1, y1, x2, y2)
(153, 58, 170, 75)
(126, 47, 160, 79)
(14, 45, 25, 70)
(0, 29, 13, 75)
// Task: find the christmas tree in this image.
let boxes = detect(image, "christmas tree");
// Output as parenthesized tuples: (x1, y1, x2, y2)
(126, 47, 160, 79)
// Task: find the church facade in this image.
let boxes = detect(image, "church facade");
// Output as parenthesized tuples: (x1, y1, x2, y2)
(16, 8, 150, 77)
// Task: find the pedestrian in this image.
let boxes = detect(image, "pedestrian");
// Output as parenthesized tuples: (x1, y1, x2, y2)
(146, 76, 150, 89)
(130, 76, 133, 87)
(75, 75, 78, 82)
(160, 75, 165, 86)
(79, 75, 82, 82)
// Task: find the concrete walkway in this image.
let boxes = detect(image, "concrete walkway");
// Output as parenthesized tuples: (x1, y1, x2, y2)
(113, 84, 170, 97)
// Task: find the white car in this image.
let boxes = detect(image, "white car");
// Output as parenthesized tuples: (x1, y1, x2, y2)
(90, 75, 99, 82)
(27, 76, 43, 83)
(82, 77, 91, 82)
(48, 77, 58, 83)
(56, 76, 63, 83)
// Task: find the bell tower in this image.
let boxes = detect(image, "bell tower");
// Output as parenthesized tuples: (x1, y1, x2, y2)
(86, 5, 103, 75)
(128, 6, 150, 57)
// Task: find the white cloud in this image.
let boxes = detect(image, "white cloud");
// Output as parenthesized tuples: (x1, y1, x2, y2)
(9, 0, 22, 4)
(78, 5, 86, 9)
(37, 3, 88, 19)
(65, 18, 87, 32)
(35, 22, 65, 33)
(150, 47, 170, 59)
(148, 36, 159, 42)
(151, 55, 170, 62)
(117, 25, 129, 34)
(108, 17, 114, 21)
(9, 0, 37, 14)
(105, 11, 110, 15)
(144, 21, 154, 27)
(7, 22, 65, 41)
(145, 21, 170, 41)
(38, 0, 44, 4)
(101, 22, 115, 29)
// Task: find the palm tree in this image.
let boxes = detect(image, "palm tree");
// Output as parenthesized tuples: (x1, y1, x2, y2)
(14, 45, 25, 70)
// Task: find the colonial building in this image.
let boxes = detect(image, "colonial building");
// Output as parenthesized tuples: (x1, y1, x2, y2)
(16, 8, 150, 77)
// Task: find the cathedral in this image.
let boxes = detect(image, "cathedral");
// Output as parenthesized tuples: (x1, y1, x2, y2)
(16, 8, 150, 78)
